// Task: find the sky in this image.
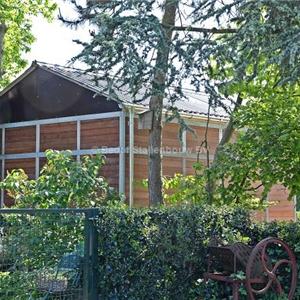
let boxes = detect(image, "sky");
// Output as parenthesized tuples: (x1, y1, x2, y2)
(25, 0, 88, 67)
(24, 1, 209, 69)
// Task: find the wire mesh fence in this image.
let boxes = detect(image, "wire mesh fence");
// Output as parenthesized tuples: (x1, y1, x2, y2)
(0, 209, 98, 300)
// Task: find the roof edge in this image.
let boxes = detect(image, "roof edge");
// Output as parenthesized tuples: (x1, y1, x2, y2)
(38, 63, 104, 97)
(0, 61, 228, 120)
(0, 62, 38, 98)
(122, 103, 229, 123)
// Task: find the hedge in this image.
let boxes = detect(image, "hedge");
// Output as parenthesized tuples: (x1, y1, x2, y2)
(96, 206, 300, 300)
(1, 205, 300, 299)
(96, 206, 249, 299)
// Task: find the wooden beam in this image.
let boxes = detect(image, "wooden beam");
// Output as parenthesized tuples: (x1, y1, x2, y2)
(1, 128, 5, 207)
(119, 111, 126, 194)
(129, 108, 135, 207)
(0, 112, 122, 129)
(77, 120, 81, 162)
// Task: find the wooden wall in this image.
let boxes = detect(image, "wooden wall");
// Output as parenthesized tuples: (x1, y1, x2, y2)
(131, 120, 220, 207)
(130, 119, 296, 221)
(3, 158, 36, 206)
(6, 126, 36, 154)
(81, 119, 119, 149)
(40, 122, 76, 151)
(268, 185, 295, 221)
(1, 117, 120, 207)
(0, 114, 296, 221)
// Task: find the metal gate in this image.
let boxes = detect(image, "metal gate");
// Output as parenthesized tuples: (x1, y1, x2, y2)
(0, 208, 99, 300)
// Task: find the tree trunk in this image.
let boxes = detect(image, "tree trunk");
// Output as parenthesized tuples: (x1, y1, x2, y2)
(206, 94, 243, 202)
(0, 23, 7, 78)
(148, 0, 178, 206)
(214, 94, 243, 160)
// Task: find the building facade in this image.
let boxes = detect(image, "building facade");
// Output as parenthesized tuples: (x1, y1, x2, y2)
(0, 62, 295, 220)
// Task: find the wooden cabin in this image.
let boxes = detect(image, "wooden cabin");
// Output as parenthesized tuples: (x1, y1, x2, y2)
(0, 62, 296, 221)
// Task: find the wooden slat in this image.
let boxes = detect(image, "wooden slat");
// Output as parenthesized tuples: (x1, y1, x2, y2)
(5, 158, 36, 179)
(187, 126, 219, 154)
(185, 159, 206, 175)
(251, 211, 266, 222)
(100, 154, 119, 189)
(135, 122, 183, 151)
(268, 184, 289, 200)
(5, 126, 35, 154)
(133, 155, 149, 207)
(134, 120, 149, 148)
(267, 184, 294, 220)
(40, 122, 76, 151)
(81, 118, 119, 149)
(162, 157, 182, 177)
(162, 123, 181, 151)
(4, 158, 36, 207)
(132, 155, 186, 207)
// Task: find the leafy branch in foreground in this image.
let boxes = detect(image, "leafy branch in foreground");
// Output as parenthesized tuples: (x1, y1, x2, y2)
(0, 0, 57, 87)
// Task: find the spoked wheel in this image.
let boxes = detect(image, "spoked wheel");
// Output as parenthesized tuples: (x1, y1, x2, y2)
(246, 237, 297, 300)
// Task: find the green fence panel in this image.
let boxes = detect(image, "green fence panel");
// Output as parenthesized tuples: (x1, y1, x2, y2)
(0, 208, 99, 300)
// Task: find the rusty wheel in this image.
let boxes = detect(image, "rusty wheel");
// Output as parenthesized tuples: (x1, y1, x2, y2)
(246, 237, 297, 300)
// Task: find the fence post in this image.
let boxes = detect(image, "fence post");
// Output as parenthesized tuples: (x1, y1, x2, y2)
(83, 208, 99, 300)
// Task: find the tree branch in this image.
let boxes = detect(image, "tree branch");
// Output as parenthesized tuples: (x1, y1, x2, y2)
(215, 94, 243, 155)
(172, 26, 237, 34)
(205, 94, 243, 200)
(0, 23, 7, 78)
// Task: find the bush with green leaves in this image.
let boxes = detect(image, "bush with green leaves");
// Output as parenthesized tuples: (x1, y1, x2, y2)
(162, 161, 266, 210)
(96, 205, 251, 299)
(0, 149, 121, 208)
(96, 206, 300, 300)
(1, 202, 300, 299)
(0, 150, 121, 298)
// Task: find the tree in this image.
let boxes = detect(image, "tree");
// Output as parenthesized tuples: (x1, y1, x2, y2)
(0, 0, 57, 87)
(62, 0, 300, 206)
(212, 81, 300, 205)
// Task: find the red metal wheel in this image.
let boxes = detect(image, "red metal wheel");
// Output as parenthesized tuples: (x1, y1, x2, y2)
(246, 237, 297, 300)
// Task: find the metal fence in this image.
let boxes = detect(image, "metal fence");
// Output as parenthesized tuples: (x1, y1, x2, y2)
(0, 208, 99, 300)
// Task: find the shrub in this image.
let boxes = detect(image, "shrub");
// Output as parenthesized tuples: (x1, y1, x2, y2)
(0, 150, 122, 298)
(96, 206, 300, 299)
(0, 149, 121, 208)
(162, 162, 266, 210)
(1, 186, 299, 299)
(96, 205, 250, 299)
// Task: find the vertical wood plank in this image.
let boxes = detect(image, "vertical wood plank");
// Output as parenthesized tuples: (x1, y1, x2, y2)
(35, 124, 40, 179)
(119, 112, 126, 194)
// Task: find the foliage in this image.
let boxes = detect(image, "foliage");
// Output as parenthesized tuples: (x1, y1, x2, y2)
(96, 206, 300, 299)
(0, 150, 118, 298)
(0, 270, 38, 299)
(162, 161, 266, 209)
(0, 149, 120, 208)
(0, 0, 57, 87)
(162, 162, 207, 205)
(2, 203, 300, 299)
(0, 212, 85, 299)
(96, 205, 250, 299)
(62, 0, 300, 107)
(212, 85, 300, 203)
(62, 0, 300, 205)
(163, 73, 299, 207)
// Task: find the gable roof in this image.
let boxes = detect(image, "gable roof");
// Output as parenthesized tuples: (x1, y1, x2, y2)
(1, 61, 229, 119)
